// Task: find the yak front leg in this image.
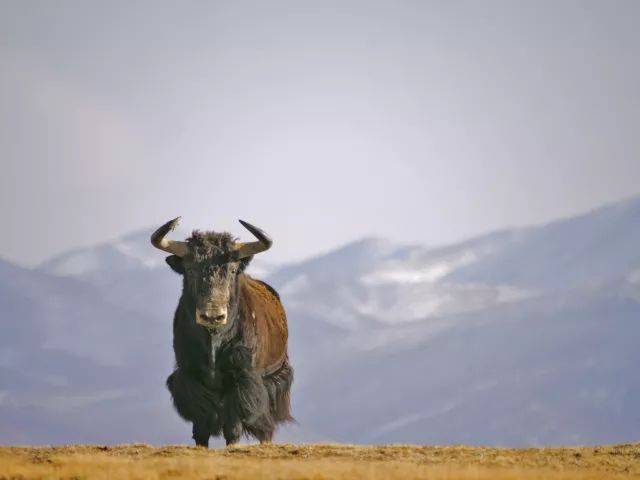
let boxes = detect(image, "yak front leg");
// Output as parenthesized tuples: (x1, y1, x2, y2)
(192, 421, 210, 447)
(192, 408, 222, 448)
(222, 396, 243, 446)
(218, 344, 273, 445)
(167, 369, 221, 448)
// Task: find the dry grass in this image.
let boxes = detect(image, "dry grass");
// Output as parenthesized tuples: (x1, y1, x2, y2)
(1, 442, 639, 480)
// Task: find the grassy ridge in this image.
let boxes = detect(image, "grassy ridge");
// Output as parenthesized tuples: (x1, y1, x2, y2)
(1, 443, 639, 479)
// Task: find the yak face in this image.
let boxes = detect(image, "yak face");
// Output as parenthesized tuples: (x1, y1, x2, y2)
(167, 231, 249, 330)
(152, 217, 271, 330)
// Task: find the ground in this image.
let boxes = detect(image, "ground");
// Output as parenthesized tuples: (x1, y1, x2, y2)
(1, 443, 639, 479)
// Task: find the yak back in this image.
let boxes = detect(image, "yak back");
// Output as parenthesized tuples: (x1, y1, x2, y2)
(237, 274, 288, 375)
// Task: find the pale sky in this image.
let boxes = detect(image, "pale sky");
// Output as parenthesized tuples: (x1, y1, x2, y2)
(1, 0, 639, 266)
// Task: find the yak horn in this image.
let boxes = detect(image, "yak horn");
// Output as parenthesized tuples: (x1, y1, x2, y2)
(235, 219, 272, 259)
(151, 217, 188, 257)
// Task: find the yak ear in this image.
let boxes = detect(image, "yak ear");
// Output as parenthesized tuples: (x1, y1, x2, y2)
(165, 255, 185, 274)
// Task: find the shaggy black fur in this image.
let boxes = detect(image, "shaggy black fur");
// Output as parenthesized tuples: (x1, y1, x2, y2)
(164, 232, 293, 447)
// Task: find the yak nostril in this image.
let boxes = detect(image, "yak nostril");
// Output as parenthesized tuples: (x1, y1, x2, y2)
(199, 313, 226, 323)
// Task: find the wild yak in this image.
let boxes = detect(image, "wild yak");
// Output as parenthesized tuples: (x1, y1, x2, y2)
(151, 217, 293, 446)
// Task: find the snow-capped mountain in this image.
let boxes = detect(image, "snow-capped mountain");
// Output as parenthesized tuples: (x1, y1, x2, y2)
(1, 195, 639, 446)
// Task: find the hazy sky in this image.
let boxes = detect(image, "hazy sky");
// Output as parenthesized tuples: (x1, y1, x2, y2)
(2, 0, 639, 266)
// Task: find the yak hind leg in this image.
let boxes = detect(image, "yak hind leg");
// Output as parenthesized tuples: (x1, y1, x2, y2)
(264, 360, 294, 424)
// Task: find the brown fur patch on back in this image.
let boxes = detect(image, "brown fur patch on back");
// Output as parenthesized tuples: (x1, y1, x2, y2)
(239, 275, 288, 373)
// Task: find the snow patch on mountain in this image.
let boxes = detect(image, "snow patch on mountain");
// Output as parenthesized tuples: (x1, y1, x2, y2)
(46, 251, 102, 276)
(361, 250, 478, 285)
(41, 231, 163, 277)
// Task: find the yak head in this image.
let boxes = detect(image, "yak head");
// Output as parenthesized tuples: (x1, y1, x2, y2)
(150, 218, 272, 330)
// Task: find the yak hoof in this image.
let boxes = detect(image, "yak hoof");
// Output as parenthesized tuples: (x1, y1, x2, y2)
(192, 423, 210, 448)
(223, 421, 242, 446)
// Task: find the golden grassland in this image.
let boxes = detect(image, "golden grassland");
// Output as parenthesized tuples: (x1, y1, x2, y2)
(1, 442, 639, 480)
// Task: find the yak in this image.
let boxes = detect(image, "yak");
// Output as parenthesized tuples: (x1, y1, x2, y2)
(151, 217, 293, 446)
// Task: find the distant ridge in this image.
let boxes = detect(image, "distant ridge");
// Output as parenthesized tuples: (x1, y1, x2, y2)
(1, 194, 639, 446)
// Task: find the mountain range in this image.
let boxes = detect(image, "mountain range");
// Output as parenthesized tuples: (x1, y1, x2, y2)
(1, 196, 640, 446)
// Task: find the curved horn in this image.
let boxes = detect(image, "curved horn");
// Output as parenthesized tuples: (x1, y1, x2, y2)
(235, 219, 272, 258)
(150, 217, 188, 257)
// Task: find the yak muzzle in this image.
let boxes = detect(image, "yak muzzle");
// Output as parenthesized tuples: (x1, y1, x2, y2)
(196, 307, 228, 328)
